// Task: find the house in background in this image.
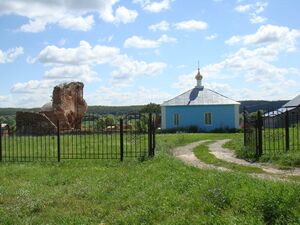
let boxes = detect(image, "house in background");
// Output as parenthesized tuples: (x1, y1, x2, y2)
(161, 68, 240, 131)
(1, 123, 10, 136)
(264, 94, 300, 128)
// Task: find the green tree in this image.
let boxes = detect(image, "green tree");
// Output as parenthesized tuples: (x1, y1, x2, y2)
(140, 103, 161, 114)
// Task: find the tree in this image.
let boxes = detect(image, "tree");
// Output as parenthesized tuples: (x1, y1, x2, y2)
(140, 103, 161, 114)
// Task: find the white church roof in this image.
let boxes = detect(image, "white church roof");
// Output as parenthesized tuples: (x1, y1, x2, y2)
(162, 88, 240, 106)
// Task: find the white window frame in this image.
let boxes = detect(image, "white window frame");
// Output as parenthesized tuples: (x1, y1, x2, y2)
(173, 113, 180, 127)
(204, 112, 212, 125)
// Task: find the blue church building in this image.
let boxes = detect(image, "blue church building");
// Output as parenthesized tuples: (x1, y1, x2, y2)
(161, 68, 240, 131)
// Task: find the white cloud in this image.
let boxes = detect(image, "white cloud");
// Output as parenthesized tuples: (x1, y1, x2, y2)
(58, 15, 94, 31)
(235, 1, 268, 24)
(249, 14, 266, 24)
(148, 20, 170, 31)
(0, 47, 24, 63)
(173, 24, 300, 100)
(20, 19, 47, 32)
(225, 25, 300, 52)
(205, 34, 218, 40)
(37, 41, 120, 65)
(0, 96, 8, 102)
(111, 55, 166, 82)
(124, 36, 160, 48)
(11, 80, 55, 94)
(174, 20, 208, 30)
(157, 34, 177, 43)
(44, 65, 100, 83)
(133, 0, 171, 13)
(124, 34, 177, 48)
(86, 86, 172, 105)
(58, 38, 67, 46)
(114, 6, 138, 24)
(0, 0, 137, 32)
(8, 40, 168, 107)
(225, 36, 242, 45)
(235, 4, 252, 13)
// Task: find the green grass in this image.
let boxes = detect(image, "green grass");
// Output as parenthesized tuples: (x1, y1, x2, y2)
(193, 142, 264, 173)
(1, 133, 300, 224)
(224, 134, 300, 168)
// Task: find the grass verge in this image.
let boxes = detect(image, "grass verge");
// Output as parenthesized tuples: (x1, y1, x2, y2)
(193, 142, 264, 173)
(224, 134, 300, 168)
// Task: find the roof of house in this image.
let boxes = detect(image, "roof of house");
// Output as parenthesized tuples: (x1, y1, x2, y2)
(1, 123, 8, 128)
(283, 94, 300, 108)
(264, 94, 300, 117)
(162, 87, 240, 106)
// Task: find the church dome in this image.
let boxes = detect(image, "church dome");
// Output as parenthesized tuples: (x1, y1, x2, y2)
(41, 102, 53, 112)
(195, 69, 202, 80)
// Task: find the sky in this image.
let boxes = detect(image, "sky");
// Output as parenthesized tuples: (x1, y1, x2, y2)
(0, 0, 300, 108)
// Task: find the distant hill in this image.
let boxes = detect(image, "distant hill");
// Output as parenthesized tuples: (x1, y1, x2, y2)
(0, 105, 144, 117)
(0, 107, 40, 116)
(0, 100, 290, 117)
(87, 105, 144, 115)
(239, 100, 289, 113)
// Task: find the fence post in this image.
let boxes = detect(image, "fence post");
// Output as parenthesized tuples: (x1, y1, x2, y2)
(152, 118, 156, 157)
(243, 107, 246, 146)
(0, 124, 2, 162)
(57, 121, 60, 162)
(120, 118, 124, 161)
(148, 113, 153, 157)
(257, 111, 263, 157)
(285, 110, 289, 151)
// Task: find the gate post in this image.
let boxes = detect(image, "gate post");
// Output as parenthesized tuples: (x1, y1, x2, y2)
(257, 111, 263, 157)
(0, 124, 2, 162)
(148, 113, 153, 157)
(120, 118, 124, 161)
(57, 121, 61, 162)
(285, 110, 290, 151)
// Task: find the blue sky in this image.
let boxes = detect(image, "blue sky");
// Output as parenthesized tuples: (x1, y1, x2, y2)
(0, 0, 299, 108)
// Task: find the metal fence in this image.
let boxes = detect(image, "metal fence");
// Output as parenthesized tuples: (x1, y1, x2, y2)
(0, 113, 156, 162)
(244, 106, 300, 157)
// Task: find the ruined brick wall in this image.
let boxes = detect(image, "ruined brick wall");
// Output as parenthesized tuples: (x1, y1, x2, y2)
(16, 112, 56, 135)
(43, 82, 88, 130)
(16, 82, 88, 133)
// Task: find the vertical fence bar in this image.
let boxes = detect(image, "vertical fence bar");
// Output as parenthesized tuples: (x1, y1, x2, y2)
(152, 116, 156, 157)
(57, 121, 61, 162)
(285, 110, 290, 151)
(0, 124, 2, 162)
(257, 110, 263, 157)
(120, 118, 124, 161)
(148, 113, 152, 157)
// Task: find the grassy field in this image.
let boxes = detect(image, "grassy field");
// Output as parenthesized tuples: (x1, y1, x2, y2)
(1, 133, 300, 224)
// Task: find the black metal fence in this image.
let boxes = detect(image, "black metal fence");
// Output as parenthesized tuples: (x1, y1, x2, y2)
(244, 106, 300, 157)
(0, 113, 156, 162)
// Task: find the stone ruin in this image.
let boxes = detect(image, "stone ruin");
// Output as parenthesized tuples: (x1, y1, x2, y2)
(16, 82, 88, 134)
